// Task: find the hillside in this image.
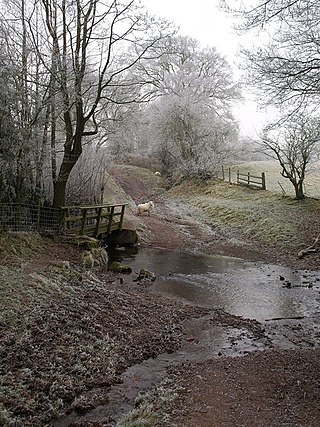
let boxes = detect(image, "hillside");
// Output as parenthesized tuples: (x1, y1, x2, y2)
(226, 160, 320, 199)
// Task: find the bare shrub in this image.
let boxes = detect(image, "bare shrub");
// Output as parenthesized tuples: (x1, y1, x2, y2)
(66, 145, 109, 205)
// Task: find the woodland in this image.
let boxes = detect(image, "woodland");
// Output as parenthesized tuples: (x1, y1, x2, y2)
(1, 0, 320, 205)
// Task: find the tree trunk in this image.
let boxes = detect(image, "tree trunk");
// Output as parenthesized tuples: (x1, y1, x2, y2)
(53, 179, 67, 208)
(53, 128, 83, 207)
(294, 181, 305, 200)
(53, 153, 82, 207)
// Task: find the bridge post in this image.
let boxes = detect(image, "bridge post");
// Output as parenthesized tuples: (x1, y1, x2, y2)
(119, 205, 126, 230)
(94, 207, 103, 237)
(107, 206, 115, 234)
(80, 209, 88, 235)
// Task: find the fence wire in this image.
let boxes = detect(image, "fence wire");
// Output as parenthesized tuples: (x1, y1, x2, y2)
(0, 204, 64, 233)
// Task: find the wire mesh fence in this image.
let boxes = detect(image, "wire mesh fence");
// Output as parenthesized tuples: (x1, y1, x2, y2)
(0, 204, 64, 233)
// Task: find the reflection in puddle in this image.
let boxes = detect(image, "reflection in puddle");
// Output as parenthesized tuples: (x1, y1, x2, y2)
(109, 248, 320, 322)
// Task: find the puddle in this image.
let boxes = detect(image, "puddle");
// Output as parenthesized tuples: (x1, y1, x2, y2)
(111, 248, 320, 323)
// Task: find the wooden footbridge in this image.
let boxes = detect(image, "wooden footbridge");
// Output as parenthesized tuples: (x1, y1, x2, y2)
(0, 203, 128, 236)
(61, 203, 128, 237)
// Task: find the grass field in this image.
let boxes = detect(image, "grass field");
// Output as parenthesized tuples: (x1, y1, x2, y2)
(222, 160, 320, 199)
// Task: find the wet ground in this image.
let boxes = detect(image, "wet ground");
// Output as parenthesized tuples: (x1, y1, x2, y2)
(102, 165, 320, 427)
(50, 246, 320, 426)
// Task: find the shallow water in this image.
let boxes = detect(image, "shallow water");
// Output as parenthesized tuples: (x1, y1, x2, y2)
(111, 248, 320, 323)
(53, 248, 320, 426)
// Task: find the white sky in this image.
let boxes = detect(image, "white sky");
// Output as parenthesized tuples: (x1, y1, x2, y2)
(142, 0, 239, 58)
(141, 0, 268, 138)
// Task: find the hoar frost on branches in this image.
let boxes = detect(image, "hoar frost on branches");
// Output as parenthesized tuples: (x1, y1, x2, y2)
(110, 35, 241, 179)
(220, 0, 320, 110)
(220, 0, 320, 198)
(0, 0, 173, 206)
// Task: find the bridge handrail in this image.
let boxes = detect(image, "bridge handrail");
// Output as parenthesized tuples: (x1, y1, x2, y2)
(61, 203, 128, 237)
(60, 203, 128, 210)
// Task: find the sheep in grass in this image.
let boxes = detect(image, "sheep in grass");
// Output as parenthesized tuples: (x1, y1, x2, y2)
(154, 171, 161, 176)
(137, 200, 154, 216)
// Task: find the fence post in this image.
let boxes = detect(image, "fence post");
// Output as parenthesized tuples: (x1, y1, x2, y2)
(247, 172, 250, 186)
(228, 168, 231, 183)
(222, 165, 225, 181)
(37, 199, 41, 231)
(119, 205, 126, 230)
(261, 172, 266, 190)
(237, 171, 239, 185)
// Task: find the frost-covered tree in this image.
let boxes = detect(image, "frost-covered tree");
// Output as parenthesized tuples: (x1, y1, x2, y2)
(221, 0, 320, 111)
(0, 0, 173, 206)
(260, 115, 320, 199)
(38, 0, 172, 207)
(142, 36, 241, 178)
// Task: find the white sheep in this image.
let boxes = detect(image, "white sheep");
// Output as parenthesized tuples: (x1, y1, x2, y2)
(154, 171, 161, 176)
(137, 200, 154, 216)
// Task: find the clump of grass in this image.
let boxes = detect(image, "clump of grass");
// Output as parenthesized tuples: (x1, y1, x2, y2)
(0, 231, 47, 260)
(117, 403, 157, 427)
(116, 379, 180, 427)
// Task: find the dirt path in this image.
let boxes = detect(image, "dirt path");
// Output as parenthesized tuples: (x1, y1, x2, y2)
(109, 166, 320, 427)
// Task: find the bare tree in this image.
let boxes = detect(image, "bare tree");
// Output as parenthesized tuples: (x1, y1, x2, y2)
(220, 0, 320, 111)
(260, 115, 320, 200)
(33, 0, 171, 207)
(0, 0, 38, 203)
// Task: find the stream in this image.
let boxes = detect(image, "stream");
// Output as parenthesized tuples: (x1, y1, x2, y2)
(111, 247, 320, 322)
(53, 248, 320, 426)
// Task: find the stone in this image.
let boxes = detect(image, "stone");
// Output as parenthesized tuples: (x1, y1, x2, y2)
(108, 261, 132, 274)
(106, 229, 138, 247)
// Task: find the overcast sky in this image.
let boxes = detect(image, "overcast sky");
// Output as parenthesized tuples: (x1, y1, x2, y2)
(142, 0, 238, 58)
(141, 0, 268, 138)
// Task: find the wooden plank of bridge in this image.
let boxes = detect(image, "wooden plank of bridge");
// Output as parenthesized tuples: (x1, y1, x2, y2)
(94, 206, 103, 237)
(107, 206, 115, 235)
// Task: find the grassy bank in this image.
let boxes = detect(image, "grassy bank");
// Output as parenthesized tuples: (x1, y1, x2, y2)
(222, 160, 320, 199)
(167, 177, 320, 252)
